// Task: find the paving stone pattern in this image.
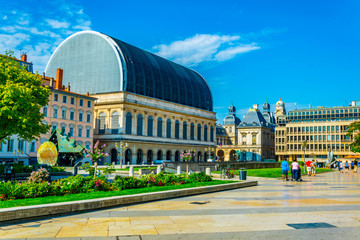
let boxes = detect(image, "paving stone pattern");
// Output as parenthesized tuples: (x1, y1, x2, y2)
(0, 171, 359, 239)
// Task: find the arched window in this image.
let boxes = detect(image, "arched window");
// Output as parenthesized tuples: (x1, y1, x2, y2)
(137, 114, 143, 135)
(166, 119, 171, 138)
(125, 112, 132, 134)
(99, 112, 106, 134)
(190, 123, 195, 140)
(157, 150, 162, 160)
(111, 111, 119, 134)
(204, 125, 208, 141)
(197, 124, 202, 141)
(157, 118, 163, 137)
(147, 116, 153, 136)
(210, 126, 214, 142)
(183, 122, 187, 139)
(166, 150, 172, 160)
(175, 120, 179, 139)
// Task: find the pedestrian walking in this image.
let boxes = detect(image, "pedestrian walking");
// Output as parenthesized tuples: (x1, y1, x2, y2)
(339, 161, 344, 173)
(351, 161, 355, 173)
(311, 159, 316, 176)
(306, 160, 312, 176)
(355, 159, 358, 173)
(291, 160, 300, 182)
(281, 159, 289, 181)
(345, 161, 349, 173)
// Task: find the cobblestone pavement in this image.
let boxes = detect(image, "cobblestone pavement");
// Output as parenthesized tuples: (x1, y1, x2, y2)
(0, 171, 359, 239)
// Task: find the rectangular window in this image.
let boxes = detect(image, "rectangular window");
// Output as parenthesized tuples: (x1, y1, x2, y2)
(70, 111, 75, 120)
(78, 128, 82, 137)
(61, 126, 66, 133)
(86, 129, 90, 138)
(62, 96, 67, 103)
(252, 135, 256, 145)
(53, 108, 58, 118)
(54, 94, 58, 101)
(62, 109, 66, 119)
(18, 140, 25, 151)
(30, 141, 35, 152)
(87, 101, 91, 108)
(79, 99, 83, 106)
(331, 126, 334, 132)
(70, 97, 75, 105)
(7, 139, 14, 152)
(79, 112, 83, 122)
(87, 113, 91, 123)
(43, 107, 48, 117)
(69, 127, 74, 137)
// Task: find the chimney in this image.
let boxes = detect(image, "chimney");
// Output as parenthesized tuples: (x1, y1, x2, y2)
(68, 82, 71, 92)
(86, 92, 89, 96)
(56, 68, 63, 90)
(21, 53, 27, 62)
(50, 78, 54, 88)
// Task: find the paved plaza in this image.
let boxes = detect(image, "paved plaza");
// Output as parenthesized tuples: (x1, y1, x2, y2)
(0, 171, 359, 240)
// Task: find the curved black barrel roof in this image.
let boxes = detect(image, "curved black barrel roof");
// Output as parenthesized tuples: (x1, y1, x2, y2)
(45, 31, 213, 111)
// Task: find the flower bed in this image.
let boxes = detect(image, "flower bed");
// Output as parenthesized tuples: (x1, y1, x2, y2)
(0, 171, 212, 201)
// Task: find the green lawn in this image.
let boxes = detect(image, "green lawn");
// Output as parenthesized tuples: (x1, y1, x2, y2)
(0, 180, 235, 209)
(212, 168, 333, 178)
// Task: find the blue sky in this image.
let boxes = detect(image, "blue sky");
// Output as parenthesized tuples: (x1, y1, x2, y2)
(1, 0, 359, 122)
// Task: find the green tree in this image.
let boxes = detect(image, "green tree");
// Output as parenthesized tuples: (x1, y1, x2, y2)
(0, 51, 50, 143)
(346, 121, 360, 152)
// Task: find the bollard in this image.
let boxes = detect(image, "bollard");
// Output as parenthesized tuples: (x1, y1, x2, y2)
(205, 167, 211, 176)
(177, 166, 181, 174)
(129, 166, 134, 177)
(138, 168, 143, 175)
(157, 165, 161, 174)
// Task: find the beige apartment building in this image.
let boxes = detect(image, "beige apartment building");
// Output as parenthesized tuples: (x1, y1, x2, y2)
(28, 69, 97, 162)
(275, 105, 360, 162)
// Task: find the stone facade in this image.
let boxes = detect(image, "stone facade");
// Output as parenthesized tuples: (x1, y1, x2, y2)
(92, 92, 217, 165)
(216, 104, 275, 162)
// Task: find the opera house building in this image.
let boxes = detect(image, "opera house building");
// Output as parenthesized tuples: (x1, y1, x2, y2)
(45, 30, 217, 165)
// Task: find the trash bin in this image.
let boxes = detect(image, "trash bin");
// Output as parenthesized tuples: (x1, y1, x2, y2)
(239, 168, 247, 180)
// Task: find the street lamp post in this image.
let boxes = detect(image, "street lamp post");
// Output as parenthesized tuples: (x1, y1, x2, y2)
(115, 141, 128, 169)
(13, 150, 24, 163)
(205, 147, 214, 162)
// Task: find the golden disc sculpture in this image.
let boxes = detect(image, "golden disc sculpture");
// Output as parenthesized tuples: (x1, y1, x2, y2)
(37, 141, 58, 166)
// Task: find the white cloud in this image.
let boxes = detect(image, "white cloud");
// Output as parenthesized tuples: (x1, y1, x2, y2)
(214, 44, 260, 61)
(0, 1, 92, 72)
(46, 19, 70, 29)
(153, 34, 259, 66)
(73, 19, 91, 30)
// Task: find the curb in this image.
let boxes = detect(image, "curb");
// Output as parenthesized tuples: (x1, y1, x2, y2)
(0, 180, 257, 223)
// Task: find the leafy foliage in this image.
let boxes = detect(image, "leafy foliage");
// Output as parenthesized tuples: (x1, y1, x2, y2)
(27, 168, 49, 183)
(347, 121, 360, 153)
(0, 51, 50, 143)
(0, 172, 213, 201)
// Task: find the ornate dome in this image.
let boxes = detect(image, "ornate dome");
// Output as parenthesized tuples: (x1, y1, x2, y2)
(263, 100, 270, 113)
(276, 98, 285, 107)
(223, 104, 240, 125)
(228, 105, 236, 114)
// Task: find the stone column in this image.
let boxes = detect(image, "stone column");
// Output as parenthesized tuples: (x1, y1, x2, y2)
(206, 167, 211, 176)
(157, 165, 161, 174)
(129, 166, 134, 177)
(177, 165, 181, 174)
